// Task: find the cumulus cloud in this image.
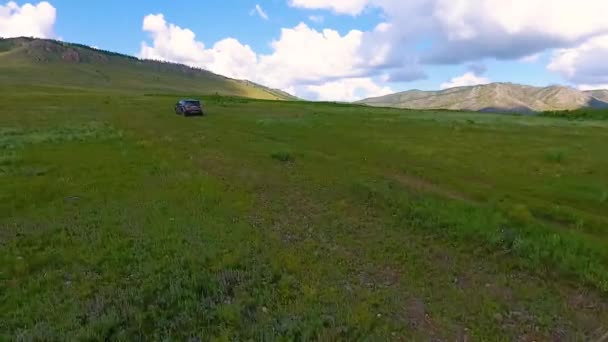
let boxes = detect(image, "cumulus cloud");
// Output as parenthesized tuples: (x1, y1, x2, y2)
(440, 72, 491, 89)
(141, 1, 608, 98)
(548, 34, 608, 87)
(290, 0, 608, 65)
(251, 4, 268, 20)
(303, 77, 393, 101)
(139, 14, 391, 100)
(424, 0, 608, 63)
(140, 14, 258, 80)
(0, 1, 56, 38)
(256, 23, 367, 88)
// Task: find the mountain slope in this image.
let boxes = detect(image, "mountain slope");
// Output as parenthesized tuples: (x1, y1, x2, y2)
(358, 83, 608, 113)
(0, 37, 296, 100)
(584, 89, 608, 103)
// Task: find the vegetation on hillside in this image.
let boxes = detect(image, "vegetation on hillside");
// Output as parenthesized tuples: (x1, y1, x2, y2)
(541, 107, 608, 120)
(0, 37, 297, 101)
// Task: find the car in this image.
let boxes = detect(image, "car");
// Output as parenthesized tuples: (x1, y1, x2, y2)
(175, 99, 204, 116)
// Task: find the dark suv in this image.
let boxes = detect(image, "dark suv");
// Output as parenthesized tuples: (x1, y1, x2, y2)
(175, 99, 204, 116)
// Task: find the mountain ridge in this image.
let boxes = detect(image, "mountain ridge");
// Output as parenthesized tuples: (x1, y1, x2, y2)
(0, 37, 297, 100)
(357, 82, 608, 113)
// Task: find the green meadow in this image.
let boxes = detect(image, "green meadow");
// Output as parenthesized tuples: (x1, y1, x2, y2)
(1, 86, 608, 340)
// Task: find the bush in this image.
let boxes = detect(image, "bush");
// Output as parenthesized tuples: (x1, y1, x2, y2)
(271, 151, 294, 163)
(541, 108, 608, 120)
(600, 191, 608, 203)
(507, 204, 535, 226)
(544, 150, 565, 163)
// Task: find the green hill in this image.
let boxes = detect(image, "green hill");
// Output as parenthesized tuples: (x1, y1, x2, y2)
(0, 37, 296, 100)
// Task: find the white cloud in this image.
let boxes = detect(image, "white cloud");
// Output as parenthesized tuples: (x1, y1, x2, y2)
(308, 15, 324, 23)
(548, 34, 608, 87)
(139, 15, 392, 100)
(304, 77, 393, 101)
(290, 0, 608, 64)
(440, 72, 491, 89)
(578, 84, 608, 91)
(0, 1, 56, 38)
(251, 4, 268, 20)
(431, 0, 608, 42)
(140, 14, 258, 81)
(256, 23, 367, 88)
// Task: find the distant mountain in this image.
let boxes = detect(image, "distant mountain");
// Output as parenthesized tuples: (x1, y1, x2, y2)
(357, 83, 608, 113)
(584, 89, 608, 103)
(0, 37, 297, 100)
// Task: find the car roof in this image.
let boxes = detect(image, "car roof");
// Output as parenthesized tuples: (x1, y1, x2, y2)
(181, 99, 200, 102)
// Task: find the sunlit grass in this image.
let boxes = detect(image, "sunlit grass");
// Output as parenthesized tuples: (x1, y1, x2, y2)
(1, 89, 608, 340)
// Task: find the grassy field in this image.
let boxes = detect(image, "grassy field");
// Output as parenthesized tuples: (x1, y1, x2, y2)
(2, 85, 608, 340)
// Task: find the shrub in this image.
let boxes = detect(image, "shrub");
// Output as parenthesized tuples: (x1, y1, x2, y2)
(601, 190, 608, 203)
(541, 108, 608, 120)
(271, 151, 294, 163)
(507, 204, 535, 226)
(544, 150, 565, 163)
(0, 152, 19, 166)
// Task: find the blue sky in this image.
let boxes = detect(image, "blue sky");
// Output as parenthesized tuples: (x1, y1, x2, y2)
(2, 0, 608, 100)
(52, 0, 301, 55)
(50, 0, 383, 55)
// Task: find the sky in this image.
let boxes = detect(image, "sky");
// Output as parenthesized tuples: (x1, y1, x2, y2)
(2, 0, 608, 101)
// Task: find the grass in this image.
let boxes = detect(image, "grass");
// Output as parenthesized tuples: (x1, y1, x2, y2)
(0, 122, 121, 149)
(1, 86, 608, 340)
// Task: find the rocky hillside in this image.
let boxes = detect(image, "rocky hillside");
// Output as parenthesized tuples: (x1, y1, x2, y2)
(584, 89, 608, 103)
(0, 37, 297, 100)
(358, 83, 608, 113)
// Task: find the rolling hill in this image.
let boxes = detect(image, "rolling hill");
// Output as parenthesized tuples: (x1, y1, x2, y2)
(0, 37, 296, 100)
(358, 83, 608, 113)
